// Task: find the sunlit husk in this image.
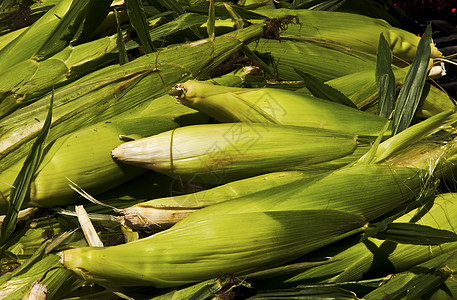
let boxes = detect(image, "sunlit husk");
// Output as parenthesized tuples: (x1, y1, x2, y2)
(252, 8, 442, 64)
(0, 24, 265, 174)
(324, 67, 455, 119)
(121, 171, 308, 228)
(0, 117, 178, 212)
(247, 38, 380, 82)
(174, 80, 390, 137)
(274, 193, 457, 286)
(61, 209, 366, 288)
(175, 164, 429, 226)
(111, 123, 359, 184)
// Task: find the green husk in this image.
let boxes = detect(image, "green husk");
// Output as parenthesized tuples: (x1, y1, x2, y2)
(251, 8, 442, 64)
(247, 37, 380, 82)
(149, 278, 229, 300)
(0, 23, 265, 174)
(0, 27, 27, 52)
(248, 286, 359, 299)
(392, 24, 433, 135)
(271, 193, 457, 286)
(0, 254, 81, 300)
(126, 0, 154, 53)
(61, 109, 448, 289)
(358, 107, 457, 165)
(121, 171, 309, 228)
(376, 33, 396, 118)
(111, 122, 359, 184)
(0, 116, 178, 212)
(173, 80, 390, 137)
(114, 9, 128, 66)
(0, 35, 118, 118)
(175, 164, 428, 226)
(0, 0, 90, 70)
(0, 94, 52, 245)
(0, 11, 220, 117)
(124, 102, 454, 228)
(294, 69, 357, 108)
(324, 66, 455, 119)
(61, 209, 367, 288)
(363, 251, 457, 300)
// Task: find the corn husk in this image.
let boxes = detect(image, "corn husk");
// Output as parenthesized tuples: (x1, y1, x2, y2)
(120, 171, 308, 229)
(363, 250, 457, 299)
(273, 193, 457, 286)
(60, 136, 438, 289)
(0, 11, 215, 117)
(0, 27, 27, 52)
(0, 254, 81, 300)
(172, 79, 390, 136)
(175, 164, 429, 227)
(61, 209, 367, 288)
(324, 66, 455, 119)
(0, 116, 178, 212)
(61, 143, 440, 288)
(0, 23, 265, 174)
(111, 123, 359, 184)
(119, 107, 457, 229)
(251, 8, 442, 64)
(247, 37, 381, 82)
(0, 0, 88, 70)
(0, 35, 118, 118)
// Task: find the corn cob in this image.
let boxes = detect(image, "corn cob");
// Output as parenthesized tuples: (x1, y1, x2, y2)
(271, 192, 457, 286)
(120, 171, 308, 229)
(172, 80, 390, 137)
(0, 116, 178, 213)
(247, 38, 381, 82)
(60, 159, 433, 288)
(123, 66, 267, 122)
(120, 154, 422, 229)
(175, 164, 429, 227)
(0, 23, 265, 174)
(61, 209, 367, 287)
(111, 123, 359, 184)
(64, 92, 457, 290)
(251, 8, 442, 64)
(323, 66, 455, 119)
(169, 106, 454, 225)
(61, 112, 445, 288)
(117, 105, 453, 226)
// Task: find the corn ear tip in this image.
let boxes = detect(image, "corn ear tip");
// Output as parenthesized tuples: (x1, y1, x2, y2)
(169, 83, 186, 99)
(111, 146, 123, 160)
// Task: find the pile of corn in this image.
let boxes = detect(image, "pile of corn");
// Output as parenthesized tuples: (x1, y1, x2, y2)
(1, 0, 457, 299)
